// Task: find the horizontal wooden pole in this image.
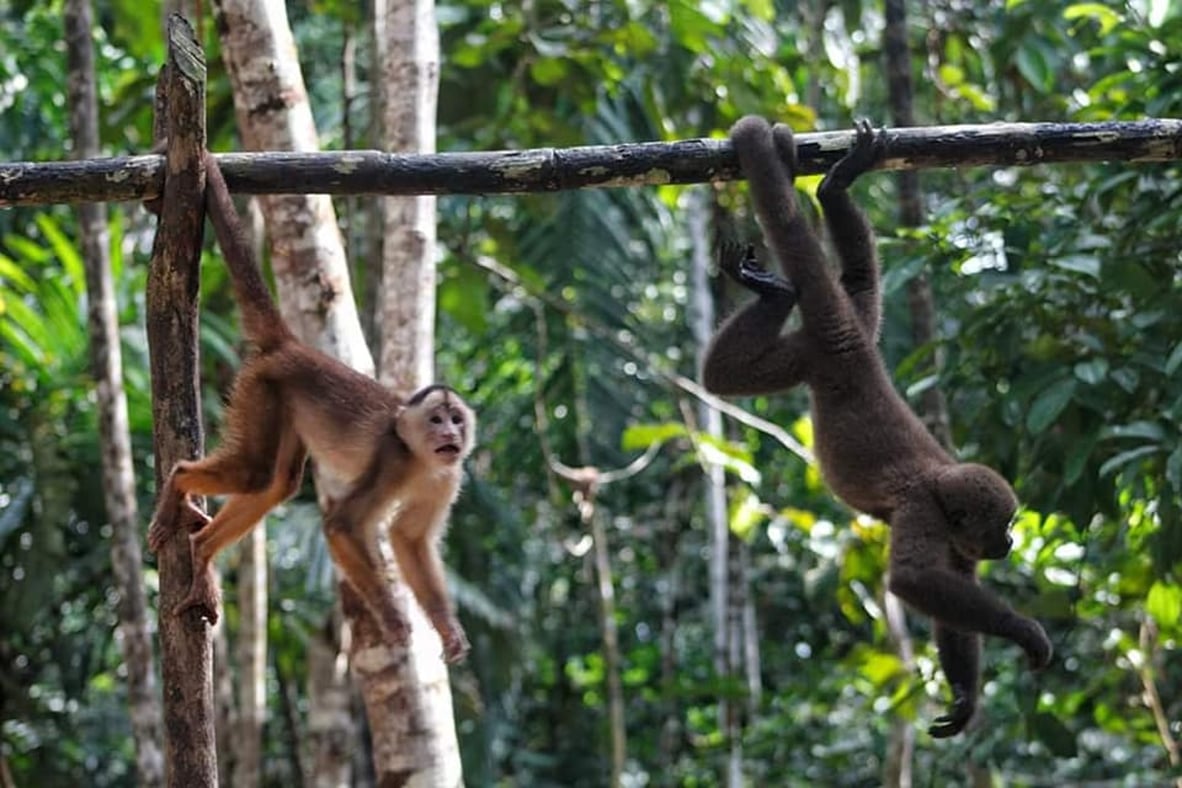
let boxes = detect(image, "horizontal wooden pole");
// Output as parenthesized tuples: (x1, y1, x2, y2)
(2, 119, 1180, 207)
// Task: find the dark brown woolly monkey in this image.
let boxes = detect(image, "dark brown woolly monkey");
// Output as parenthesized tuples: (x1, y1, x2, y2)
(702, 116, 1051, 737)
(148, 151, 473, 663)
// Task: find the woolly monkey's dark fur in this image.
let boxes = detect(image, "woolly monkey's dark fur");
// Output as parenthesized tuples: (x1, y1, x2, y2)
(702, 116, 1051, 737)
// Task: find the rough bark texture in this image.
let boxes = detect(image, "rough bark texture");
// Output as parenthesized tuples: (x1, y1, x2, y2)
(360, 0, 465, 781)
(210, 0, 373, 374)
(377, 0, 438, 393)
(307, 607, 356, 788)
(145, 15, 218, 787)
(5, 119, 1182, 207)
(211, 0, 374, 783)
(63, 2, 166, 785)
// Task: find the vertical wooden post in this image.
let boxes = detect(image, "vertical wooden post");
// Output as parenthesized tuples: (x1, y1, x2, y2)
(145, 14, 217, 787)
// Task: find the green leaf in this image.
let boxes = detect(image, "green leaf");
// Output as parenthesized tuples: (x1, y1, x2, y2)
(529, 57, 568, 87)
(1016, 43, 1052, 93)
(1102, 421, 1165, 442)
(1064, 429, 1100, 485)
(1098, 445, 1161, 477)
(620, 422, 687, 450)
(1063, 3, 1123, 35)
(1026, 378, 1076, 433)
(730, 489, 765, 541)
(1050, 254, 1101, 278)
(697, 440, 761, 485)
(1164, 340, 1182, 377)
(35, 214, 85, 298)
(1072, 358, 1108, 384)
(1167, 447, 1182, 492)
(0, 253, 36, 293)
(1146, 582, 1182, 631)
(1029, 711, 1077, 757)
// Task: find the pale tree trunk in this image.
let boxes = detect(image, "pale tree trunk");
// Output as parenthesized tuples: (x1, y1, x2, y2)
(687, 186, 742, 786)
(883, 1, 945, 782)
(367, 0, 464, 781)
(63, 3, 165, 785)
(212, 0, 375, 783)
(375, 0, 438, 392)
(213, 624, 237, 787)
(211, 0, 373, 374)
(233, 498, 268, 785)
(306, 607, 356, 788)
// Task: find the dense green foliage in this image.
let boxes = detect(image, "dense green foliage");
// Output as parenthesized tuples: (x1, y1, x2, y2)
(2, 0, 1180, 785)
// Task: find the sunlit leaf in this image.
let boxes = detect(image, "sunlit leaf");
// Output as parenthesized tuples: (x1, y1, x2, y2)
(730, 489, 765, 540)
(621, 422, 687, 450)
(1063, 3, 1123, 36)
(1146, 582, 1182, 630)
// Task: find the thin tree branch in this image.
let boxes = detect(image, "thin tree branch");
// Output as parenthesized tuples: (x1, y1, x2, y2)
(2, 119, 1180, 207)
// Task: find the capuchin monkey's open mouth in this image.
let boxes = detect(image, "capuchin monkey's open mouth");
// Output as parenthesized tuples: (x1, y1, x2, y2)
(436, 444, 462, 457)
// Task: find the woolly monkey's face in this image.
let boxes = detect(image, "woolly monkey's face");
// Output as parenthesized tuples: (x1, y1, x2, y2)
(937, 463, 1018, 561)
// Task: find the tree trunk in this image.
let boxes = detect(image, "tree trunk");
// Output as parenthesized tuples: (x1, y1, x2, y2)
(213, 624, 237, 787)
(212, 0, 382, 781)
(883, 2, 945, 783)
(145, 16, 218, 786)
(63, 2, 165, 785)
(687, 186, 742, 785)
(375, 0, 439, 392)
(211, 0, 373, 374)
(234, 525, 268, 787)
(307, 608, 356, 788)
(364, 0, 465, 780)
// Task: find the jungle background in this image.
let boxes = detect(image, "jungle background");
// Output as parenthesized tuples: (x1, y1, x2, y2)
(1, 0, 1180, 785)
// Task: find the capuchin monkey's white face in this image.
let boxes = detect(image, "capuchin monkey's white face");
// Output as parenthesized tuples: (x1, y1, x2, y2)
(399, 387, 475, 467)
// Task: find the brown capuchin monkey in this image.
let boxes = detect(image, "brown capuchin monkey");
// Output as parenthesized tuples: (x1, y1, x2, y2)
(702, 116, 1051, 737)
(148, 151, 474, 663)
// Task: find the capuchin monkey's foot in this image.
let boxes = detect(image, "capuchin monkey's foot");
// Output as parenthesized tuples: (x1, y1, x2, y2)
(175, 569, 222, 625)
(147, 495, 210, 554)
(441, 621, 471, 664)
(819, 118, 886, 196)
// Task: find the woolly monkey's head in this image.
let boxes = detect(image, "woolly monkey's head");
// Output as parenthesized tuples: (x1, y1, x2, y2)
(934, 463, 1019, 561)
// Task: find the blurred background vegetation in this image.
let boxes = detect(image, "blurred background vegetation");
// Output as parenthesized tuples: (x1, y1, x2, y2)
(1, 0, 1180, 785)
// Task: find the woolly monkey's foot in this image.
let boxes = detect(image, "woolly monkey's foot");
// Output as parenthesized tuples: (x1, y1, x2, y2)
(718, 242, 796, 300)
(928, 690, 975, 738)
(819, 118, 885, 196)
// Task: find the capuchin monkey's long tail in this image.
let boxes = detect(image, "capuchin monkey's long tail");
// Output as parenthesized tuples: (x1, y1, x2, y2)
(203, 151, 294, 353)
